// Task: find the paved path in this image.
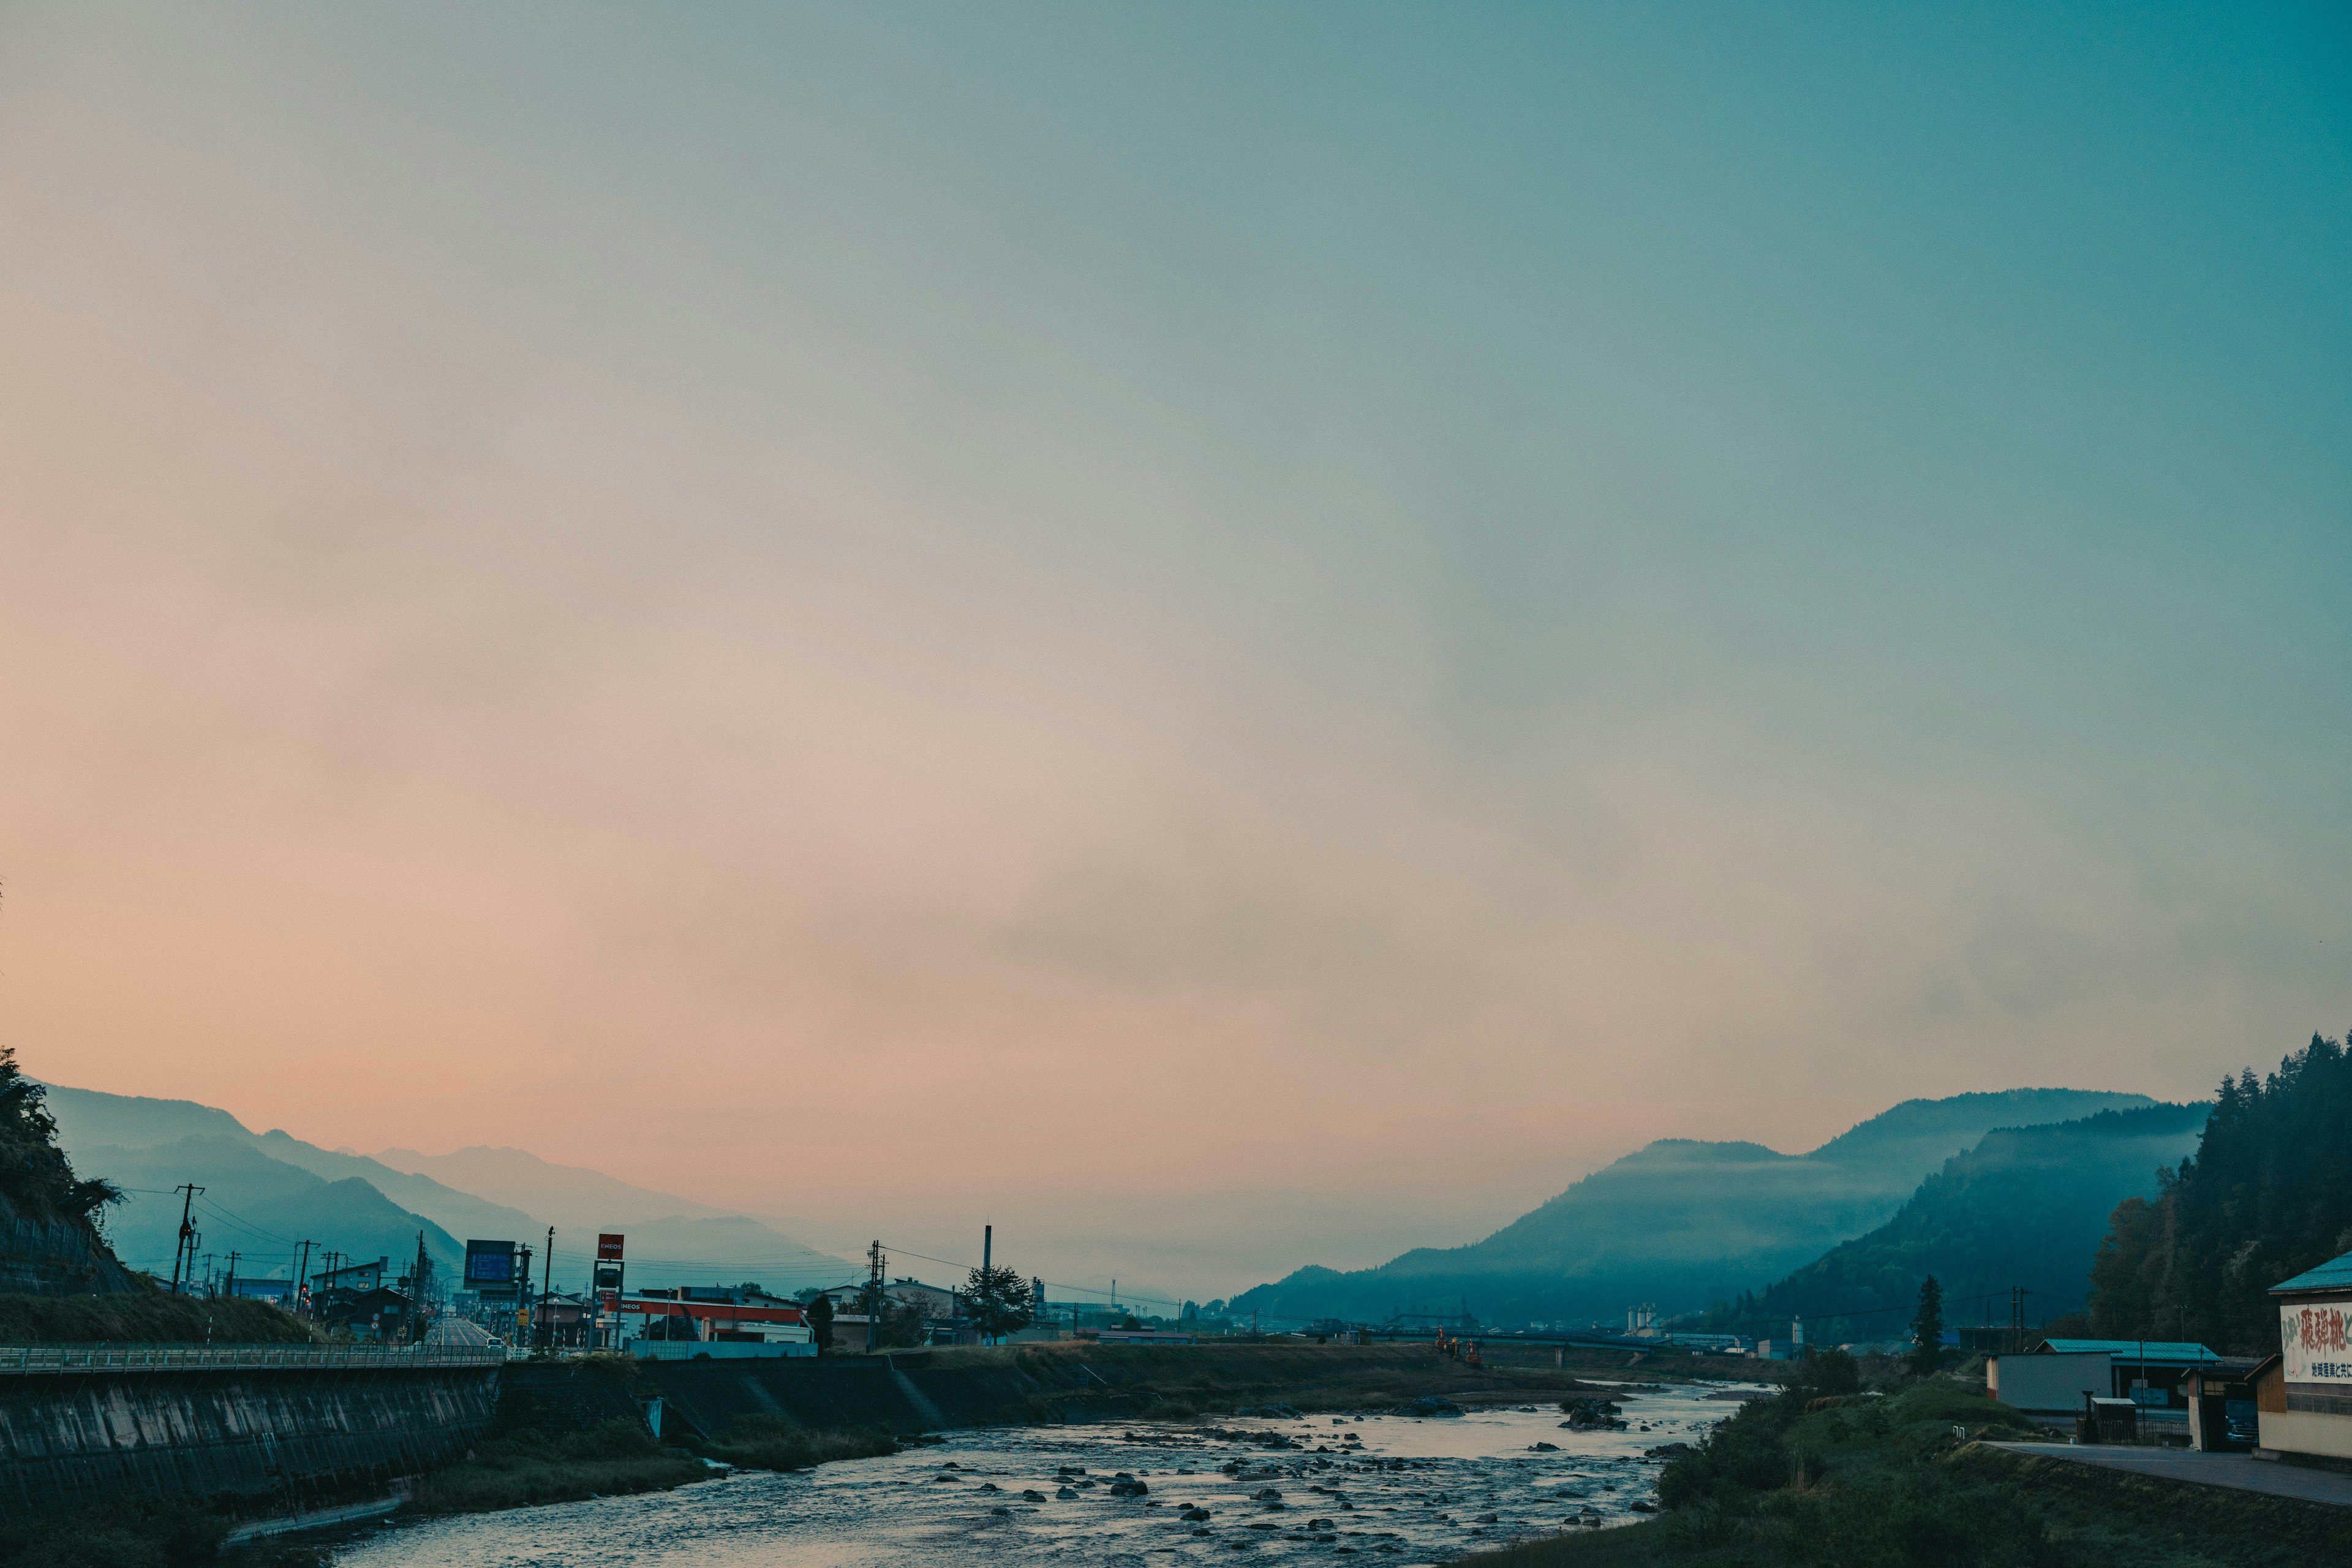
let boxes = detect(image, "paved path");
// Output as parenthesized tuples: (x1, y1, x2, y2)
(1989, 1442, 2352, 1508)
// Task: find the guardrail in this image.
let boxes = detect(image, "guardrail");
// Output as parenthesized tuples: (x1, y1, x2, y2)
(0, 1342, 509, 1374)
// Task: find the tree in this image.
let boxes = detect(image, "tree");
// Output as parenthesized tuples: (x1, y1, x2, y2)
(0, 1045, 119, 1225)
(805, 1292, 835, 1354)
(963, 1262, 1035, 1344)
(2083, 1034, 2352, 1354)
(1909, 1275, 1944, 1377)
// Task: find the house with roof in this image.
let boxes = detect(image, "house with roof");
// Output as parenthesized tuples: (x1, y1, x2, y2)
(1986, 1338, 2224, 1428)
(2253, 1248, 2352, 1464)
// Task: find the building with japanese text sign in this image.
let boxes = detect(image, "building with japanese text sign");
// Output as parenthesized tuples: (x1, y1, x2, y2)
(2255, 1248, 2352, 1464)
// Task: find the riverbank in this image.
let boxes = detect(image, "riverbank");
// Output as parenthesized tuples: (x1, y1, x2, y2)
(322, 1385, 1733, 1568)
(1468, 1370, 2349, 1568)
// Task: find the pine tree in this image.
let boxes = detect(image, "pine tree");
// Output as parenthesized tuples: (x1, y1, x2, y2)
(1909, 1275, 1944, 1376)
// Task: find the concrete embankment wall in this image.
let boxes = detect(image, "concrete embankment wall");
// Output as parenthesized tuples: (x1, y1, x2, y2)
(633, 1342, 1470, 1442)
(0, 1363, 497, 1520)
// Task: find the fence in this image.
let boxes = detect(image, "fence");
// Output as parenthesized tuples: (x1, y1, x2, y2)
(0, 1341, 508, 1375)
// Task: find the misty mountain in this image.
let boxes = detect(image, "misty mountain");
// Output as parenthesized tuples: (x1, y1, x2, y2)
(43, 1085, 541, 1249)
(372, 1145, 849, 1291)
(45, 1081, 848, 1293)
(88, 1136, 463, 1283)
(1725, 1101, 2210, 1342)
(1231, 1088, 2154, 1327)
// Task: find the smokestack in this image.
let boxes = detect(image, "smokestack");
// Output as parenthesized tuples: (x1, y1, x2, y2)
(984, 1224, 992, 1273)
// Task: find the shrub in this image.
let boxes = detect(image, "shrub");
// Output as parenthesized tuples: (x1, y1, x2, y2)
(698, 1414, 898, 1472)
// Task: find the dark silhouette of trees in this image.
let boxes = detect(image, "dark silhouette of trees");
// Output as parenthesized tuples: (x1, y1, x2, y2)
(1909, 1275, 1943, 1376)
(2086, 1033, 2352, 1354)
(0, 1046, 119, 1224)
(962, 1263, 1034, 1343)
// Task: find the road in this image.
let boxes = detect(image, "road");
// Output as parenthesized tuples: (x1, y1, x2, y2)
(1989, 1442, 2352, 1508)
(424, 1318, 500, 1349)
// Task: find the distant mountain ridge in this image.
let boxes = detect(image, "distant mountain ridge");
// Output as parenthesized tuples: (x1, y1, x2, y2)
(1724, 1100, 2211, 1341)
(42, 1082, 848, 1291)
(1231, 1088, 2154, 1327)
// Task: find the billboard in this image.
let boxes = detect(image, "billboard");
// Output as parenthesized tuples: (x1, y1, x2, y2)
(598, 1234, 625, 1261)
(465, 1240, 518, 1286)
(2282, 1303, 2352, 1384)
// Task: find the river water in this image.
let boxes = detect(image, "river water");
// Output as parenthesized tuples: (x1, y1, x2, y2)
(328, 1384, 1758, 1568)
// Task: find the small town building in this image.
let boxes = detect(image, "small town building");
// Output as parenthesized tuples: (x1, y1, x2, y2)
(1987, 1340, 2223, 1431)
(2179, 1362, 2264, 1452)
(2257, 1248, 2352, 1464)
(619, 1291, 815, 1359)
(319, 1285, 414, 1341)
(813, 1277, 974, 1348)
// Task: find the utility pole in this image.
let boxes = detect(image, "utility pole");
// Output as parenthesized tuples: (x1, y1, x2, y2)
(295, 1240, 315, 1317)
(169, 1184, 204, 1293)
(412, 1232, 430, 1344)
(540, 1226, 555, 1353)
(225, 1251, 239, 1299)
(867, 1240, 884, 1353)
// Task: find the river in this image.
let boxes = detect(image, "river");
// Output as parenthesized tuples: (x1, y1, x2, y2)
(325, 1383, 1758, 1567)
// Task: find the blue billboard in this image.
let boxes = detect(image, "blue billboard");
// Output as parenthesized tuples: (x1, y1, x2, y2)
(464, 1240, 518, 1285)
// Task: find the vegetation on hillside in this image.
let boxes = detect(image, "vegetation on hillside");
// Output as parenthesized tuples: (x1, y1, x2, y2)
(0, 1046, 119, 1226)
(1695, 1104, 2207, 1344)
(0, 1286, 319, 1344)
(2086, 1033, 2352, 1354)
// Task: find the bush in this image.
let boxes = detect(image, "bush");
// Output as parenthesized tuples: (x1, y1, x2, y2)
(0, 1500, 225, 1568)
(408, 1420, 704, 1513)
(0, 1289, 319, 1344)
(697, 1414, 897, 1471)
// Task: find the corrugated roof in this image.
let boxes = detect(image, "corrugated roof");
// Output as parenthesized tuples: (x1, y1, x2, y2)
(2035, 1338, 2220, 1360)
(2270, 1250, 2352, 1294)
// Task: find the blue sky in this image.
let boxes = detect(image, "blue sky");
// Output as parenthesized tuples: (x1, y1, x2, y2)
(1, 2, 2346, 1294)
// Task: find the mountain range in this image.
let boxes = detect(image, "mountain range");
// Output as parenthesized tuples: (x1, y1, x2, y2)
(1723, 1100, 2210, 1341)
(1229, 1088, 2160, 1327)
(43, 1084, 850, 1292)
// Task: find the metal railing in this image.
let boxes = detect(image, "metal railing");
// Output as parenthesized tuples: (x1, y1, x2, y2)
(0, 1341, 509, 1375)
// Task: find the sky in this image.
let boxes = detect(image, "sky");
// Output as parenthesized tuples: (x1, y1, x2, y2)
(2, 2, 2347, 1303)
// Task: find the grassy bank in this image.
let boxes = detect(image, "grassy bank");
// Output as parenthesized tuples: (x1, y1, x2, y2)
(916, 1339, 1740, 1420)
(405, 1419, 707, 1513)
(0, 1500, 228, 1568)
(695, 1413, 900, 1471)
(0, 1289, 318, 1344)
(1469, 1362, 2340, 1568)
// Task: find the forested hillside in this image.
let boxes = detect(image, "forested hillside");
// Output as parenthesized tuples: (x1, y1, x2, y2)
(1706, 1101, 2207, 1343)
(0, 1047, 135, 1294)
(2086, 1032, 2352, 1355)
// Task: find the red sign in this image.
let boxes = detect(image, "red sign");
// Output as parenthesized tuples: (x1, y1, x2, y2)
(597, 1234, 625, 1261)
(598, 1289, 620, 1311)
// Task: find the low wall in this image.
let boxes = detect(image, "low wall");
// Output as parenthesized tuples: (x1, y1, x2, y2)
(0, 1348, 500, 1520)
(638, 1341, 1496, 1441)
